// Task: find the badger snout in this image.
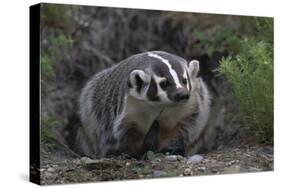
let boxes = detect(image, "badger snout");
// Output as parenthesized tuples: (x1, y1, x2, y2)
(173, 89, 190, 102)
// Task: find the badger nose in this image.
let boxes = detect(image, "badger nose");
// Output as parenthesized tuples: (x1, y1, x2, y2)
(174, 90, 190, 101)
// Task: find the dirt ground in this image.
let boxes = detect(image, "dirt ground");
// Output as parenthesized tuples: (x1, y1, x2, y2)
(39, 143, 273, 185)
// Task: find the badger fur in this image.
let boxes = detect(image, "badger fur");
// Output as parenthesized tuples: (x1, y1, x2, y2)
(75, 51, 224, 158)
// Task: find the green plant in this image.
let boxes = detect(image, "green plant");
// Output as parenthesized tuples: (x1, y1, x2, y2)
(146, 150, 156, 160)
(41, 4, 74, 30)
(41, 116, 60, 151)
(132, 165, 152, 176)
(219, 37, 273, 143)
(40, 4, 74, 81)
(48, 34, 74, 54)
(194, 26, 239, 56)
(40, 54, 54, 78)
(40, 34, 74, 80)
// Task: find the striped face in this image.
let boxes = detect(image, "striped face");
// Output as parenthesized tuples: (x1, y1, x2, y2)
(128, 51, 199, 105)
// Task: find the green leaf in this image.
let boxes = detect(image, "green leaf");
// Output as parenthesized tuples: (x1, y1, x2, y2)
(146, 150, 156, 160)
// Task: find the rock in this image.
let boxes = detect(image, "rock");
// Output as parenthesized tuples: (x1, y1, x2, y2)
(73, 158, 82, 165)
(249, 167, 262, 172)
(155, 158, 161, 162)
(177, 155, 184, 160)
(44, 172, 54, 179)
(224, 165, 241, 173)
(197, 166, 206, 172)
(47, 167, 56, 172)
(211, 168, 219, 173)
(153, 170, 166, 177)
(165, 155, 178, 161)
(226, 160, 239, 166)
(183, 168, 193, 176)
(80, 157, 99, 164)
(187, 155, 204, 164)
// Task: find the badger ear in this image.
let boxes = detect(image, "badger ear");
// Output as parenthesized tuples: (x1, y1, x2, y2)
(188, 60, 200, 78)
(128, 69, 149, 92)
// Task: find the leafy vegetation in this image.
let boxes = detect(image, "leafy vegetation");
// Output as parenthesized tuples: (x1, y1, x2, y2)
(40, 34, 74, 79)
(40, 4, 74, 81)
(41, 4, 74, 30)
(41, 116, 60, 151)
(218, 18, 273, 143)
(194, 26, 239, 56)
(132, 165, 152, 176)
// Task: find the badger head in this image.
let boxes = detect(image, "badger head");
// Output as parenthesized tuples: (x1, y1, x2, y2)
(128, 51, 200, 106)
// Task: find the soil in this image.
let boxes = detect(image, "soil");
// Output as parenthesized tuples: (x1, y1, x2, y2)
(39, 144, 273, 185)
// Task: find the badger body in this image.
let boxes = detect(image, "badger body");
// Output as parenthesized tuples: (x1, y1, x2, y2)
(76, 51, 224, 158)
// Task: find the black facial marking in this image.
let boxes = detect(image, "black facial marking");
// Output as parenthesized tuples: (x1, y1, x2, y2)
(160, 79, 171, 90)
(135, 74, 143, 93)
(147, 78, 160, 101)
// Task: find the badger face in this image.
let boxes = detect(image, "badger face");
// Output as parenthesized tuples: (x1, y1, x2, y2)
(128, 51, 200, 106)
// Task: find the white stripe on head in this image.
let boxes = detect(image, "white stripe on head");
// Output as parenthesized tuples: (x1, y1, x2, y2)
(148, 52, 182, 88)
(183, 71, 190, 91)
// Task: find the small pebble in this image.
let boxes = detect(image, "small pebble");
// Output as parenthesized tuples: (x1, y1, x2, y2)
(177, 155, 184, 160)
(80, 157, 99, 164)
(197, 166, 206, 172)
(155, 158, 161, 162)
(165, 155, 178, 161)
(211, 168, 218, 173)
(153, 170, 166, 177)
(249, 167, 262, 172)
(224, 165, 241, 173)
(44, 172, 54, 178)
(187, 155, 204, 164)
(226, 161, 235, 166)
(183, 168, 193, 176)
(47, 167, 56, 172)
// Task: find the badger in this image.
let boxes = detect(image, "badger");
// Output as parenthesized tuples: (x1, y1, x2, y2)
(74, 51, 224, 158)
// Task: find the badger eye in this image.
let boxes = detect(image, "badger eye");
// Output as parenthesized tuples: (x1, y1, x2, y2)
(160, 80, 171, 90)
(182, 78, 188, 84)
